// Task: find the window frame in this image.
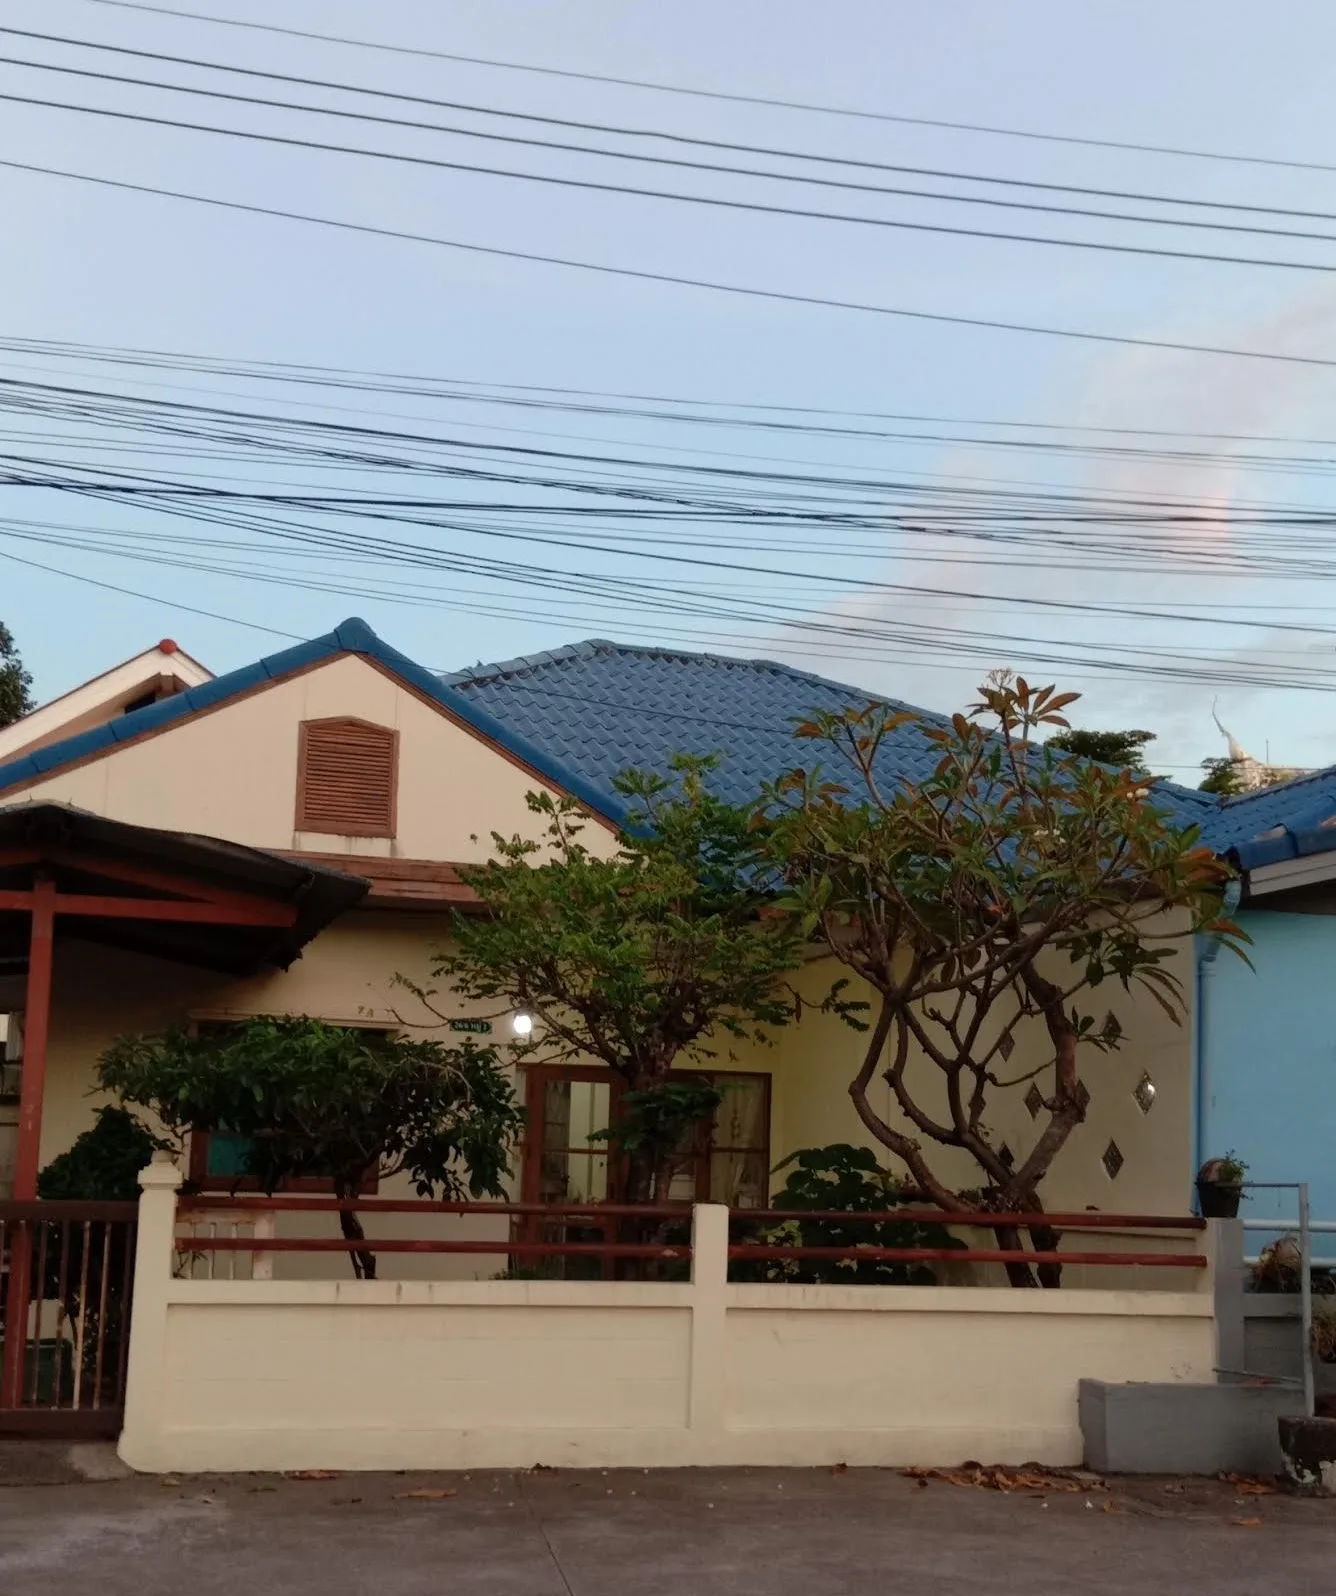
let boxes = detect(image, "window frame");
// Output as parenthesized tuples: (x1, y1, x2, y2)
(518, 1064, 772, 1209)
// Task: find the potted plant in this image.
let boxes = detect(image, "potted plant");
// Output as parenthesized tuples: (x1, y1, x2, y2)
(1196, 1153, 1248, 1218)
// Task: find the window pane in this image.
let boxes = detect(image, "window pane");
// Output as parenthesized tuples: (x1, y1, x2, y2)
(712, 1076, 766, 1151)
(711, 1150, 767, 1208)
(204, 1131, 255, 1179)
(539, 1079, 612, 1203)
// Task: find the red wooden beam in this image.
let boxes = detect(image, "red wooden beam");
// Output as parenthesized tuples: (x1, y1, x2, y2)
(41, 848, 301, 914)
(0, 889, 295, 926)
(1, 879, 55, 1409)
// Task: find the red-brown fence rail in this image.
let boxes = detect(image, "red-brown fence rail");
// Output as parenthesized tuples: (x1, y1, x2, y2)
(0, 1201, 139, 1436)
(171, 1197, 1207, 1274)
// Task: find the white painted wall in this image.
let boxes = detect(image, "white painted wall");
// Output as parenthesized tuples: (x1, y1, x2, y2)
(119, 1175, 1219, 1474)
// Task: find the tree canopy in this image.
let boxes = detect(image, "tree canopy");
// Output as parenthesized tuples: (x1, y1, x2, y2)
(0, 620, 33, 728)
(763, 676, 1246, 1284)
(1198, 756, 1245, 795)
(423, 755, 806, 1201)
(98, 1016, 523, 1277)
(1046, 726, 1157, 776)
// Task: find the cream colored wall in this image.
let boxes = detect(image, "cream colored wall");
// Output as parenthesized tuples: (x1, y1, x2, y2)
(719, 914, 1196, 1218)
(119, 1194, 1218, 1474)
(15, 652, 616, 864)
(13, 645, 1195, 1227)
(39, 920, 517, 1280)
(38, 896, 1196, 1271)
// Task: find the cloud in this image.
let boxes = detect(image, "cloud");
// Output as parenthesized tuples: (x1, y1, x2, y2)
(757, 284, 1336, 779)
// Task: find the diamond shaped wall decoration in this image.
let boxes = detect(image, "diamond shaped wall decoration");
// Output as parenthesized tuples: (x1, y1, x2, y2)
(1102, 1139, 1124, 1180)
(1074, 1078, 1091, 1113)
(1133, 1072, 1157, 1114)
(1024, 1083, 1044, 1120)
(997, 1031, 1015, 1062)
(998, 1142, 1015, 1169)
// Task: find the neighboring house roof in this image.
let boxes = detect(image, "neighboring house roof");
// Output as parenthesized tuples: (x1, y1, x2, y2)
(0, 638, 213, 765)
(1, 616, 1329, 864)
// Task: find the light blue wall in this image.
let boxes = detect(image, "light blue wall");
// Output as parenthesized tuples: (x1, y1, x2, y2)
(1201, 911, 1336, 1226)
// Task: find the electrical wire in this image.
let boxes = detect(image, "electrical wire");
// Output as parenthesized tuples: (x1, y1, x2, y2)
(8, 157, 1336, 371)
(12, 32, 1336, 237)
(67, 0, 1336, 179)
(16, 330, 1336, 452)
(10, 86, 1336, 273)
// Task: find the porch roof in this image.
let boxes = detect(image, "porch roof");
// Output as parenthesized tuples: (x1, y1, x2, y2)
(0, 801, 370, 974)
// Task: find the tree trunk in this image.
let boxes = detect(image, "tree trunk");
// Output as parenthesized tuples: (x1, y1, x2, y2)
(991, 1222, 1040, 1288)
(334, 1178, 377, 1280)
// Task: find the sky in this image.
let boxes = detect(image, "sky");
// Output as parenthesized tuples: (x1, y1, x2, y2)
(6, 0, 1336, 783)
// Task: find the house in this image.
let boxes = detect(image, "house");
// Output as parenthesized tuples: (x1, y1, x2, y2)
(5, 618, 1288, 1469)
(0, 618, 1218, 1256)
(1195, 779, 1336, 1226)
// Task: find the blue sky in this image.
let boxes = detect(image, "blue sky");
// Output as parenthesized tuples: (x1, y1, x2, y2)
(5, 0, 1336, 782)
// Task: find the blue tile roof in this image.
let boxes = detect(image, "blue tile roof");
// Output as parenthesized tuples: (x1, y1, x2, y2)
(444, 637, 1226, 831)
(4, 616, 1330, 867)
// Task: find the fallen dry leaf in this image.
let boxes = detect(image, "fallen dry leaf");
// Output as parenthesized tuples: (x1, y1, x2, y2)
(1225, 1477, 1277, 1496)
(286, 1469, 343, 1481)
(1231, 1517, 1263, 1528)
(394, 1487, 458, 1501)
(902, 1465, 1102, 1494)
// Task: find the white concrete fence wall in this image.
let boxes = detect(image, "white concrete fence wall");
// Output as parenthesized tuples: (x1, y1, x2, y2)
(118, 1156, 1221, 1474)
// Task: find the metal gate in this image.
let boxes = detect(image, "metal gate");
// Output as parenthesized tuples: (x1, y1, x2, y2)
(0, 1201, 138, 1436)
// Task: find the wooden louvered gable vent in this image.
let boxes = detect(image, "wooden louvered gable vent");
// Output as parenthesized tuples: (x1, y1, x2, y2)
(296, 717, 398, 837)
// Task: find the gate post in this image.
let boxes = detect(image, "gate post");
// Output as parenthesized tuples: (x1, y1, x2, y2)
(117, 1153, 182, 1471)
(687, 1203, 729, 1447)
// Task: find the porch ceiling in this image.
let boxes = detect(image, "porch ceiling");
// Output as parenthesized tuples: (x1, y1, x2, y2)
(0, 801, 370, 974)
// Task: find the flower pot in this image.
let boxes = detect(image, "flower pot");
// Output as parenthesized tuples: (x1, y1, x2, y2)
(1196, 1178, 1242, 1219)
(1278, 1415, 1336, 1495)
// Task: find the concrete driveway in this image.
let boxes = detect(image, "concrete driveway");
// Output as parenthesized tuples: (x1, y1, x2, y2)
(0, 1465, 1332, 1595)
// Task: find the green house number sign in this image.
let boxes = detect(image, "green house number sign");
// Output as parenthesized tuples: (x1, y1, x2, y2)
(449, 1018, 493, 1035)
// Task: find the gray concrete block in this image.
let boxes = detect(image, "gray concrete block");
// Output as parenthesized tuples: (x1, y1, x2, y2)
(1080, 1380, 1304, 1475)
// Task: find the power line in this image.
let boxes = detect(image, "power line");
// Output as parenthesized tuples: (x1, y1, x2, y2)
(68, 0, 1336, 178)
(14, 331, 1336, 452)
(12, 30, 1336, 236)
(12, 87, 1336, 273)
(9, 157, 1336, 370)
(0, 542, 303, 637)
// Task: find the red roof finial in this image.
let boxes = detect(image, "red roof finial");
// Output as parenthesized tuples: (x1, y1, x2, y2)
(158, 639, 179, 654)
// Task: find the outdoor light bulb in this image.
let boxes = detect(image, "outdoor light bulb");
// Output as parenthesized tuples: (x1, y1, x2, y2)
(511, 1012, 534, 1038)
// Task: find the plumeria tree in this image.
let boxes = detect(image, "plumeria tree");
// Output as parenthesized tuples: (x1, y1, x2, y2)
(763, 676, 1246, 1285)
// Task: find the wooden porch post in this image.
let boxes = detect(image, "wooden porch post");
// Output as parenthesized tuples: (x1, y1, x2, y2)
(13, 875, 55, 1200)
(1, 876, 55, 1408)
